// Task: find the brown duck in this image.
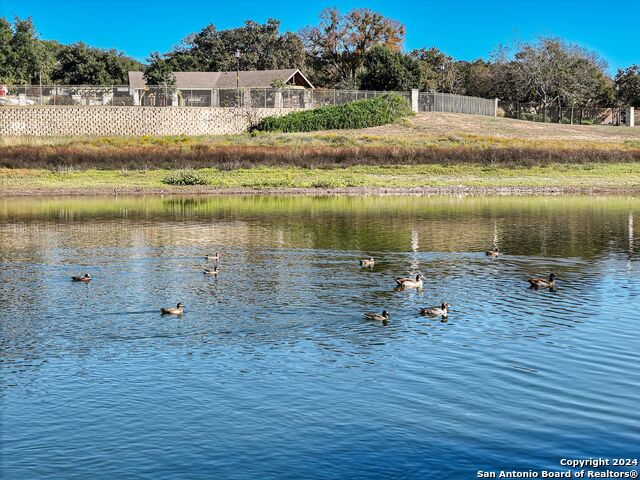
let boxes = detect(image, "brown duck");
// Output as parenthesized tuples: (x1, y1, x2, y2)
(420, 302, 450, 316)
(364, 310, 389, 322)
(71, 273, 92, 282)
(395, 274, 425, 289)
(161, 303, 185, 315)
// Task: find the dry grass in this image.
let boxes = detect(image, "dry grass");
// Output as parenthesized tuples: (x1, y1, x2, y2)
(1, 113, 639, 171)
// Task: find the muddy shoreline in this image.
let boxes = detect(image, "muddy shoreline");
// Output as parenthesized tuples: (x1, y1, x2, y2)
(3, 185, 640, 197)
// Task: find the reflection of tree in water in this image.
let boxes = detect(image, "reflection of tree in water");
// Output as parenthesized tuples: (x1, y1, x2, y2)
(1, 196, 640, 260)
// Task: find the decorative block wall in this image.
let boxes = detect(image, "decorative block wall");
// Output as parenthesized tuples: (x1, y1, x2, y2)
(0, 106, 301, 136)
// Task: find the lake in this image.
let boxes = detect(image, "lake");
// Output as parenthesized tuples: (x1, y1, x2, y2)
(1, 195, 639, 479)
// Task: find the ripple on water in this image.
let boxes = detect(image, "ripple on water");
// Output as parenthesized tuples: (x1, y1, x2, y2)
(1, 195, 640, 479)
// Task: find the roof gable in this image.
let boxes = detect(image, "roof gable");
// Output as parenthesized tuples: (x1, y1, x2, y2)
(128, 69, 314, 89)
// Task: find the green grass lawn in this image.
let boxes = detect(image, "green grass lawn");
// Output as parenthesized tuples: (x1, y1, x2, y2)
(3, 163, 640, 193)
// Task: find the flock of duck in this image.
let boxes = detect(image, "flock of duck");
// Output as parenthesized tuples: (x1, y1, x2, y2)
(71, 248, 557, 321)
(361, 248, 557, 325)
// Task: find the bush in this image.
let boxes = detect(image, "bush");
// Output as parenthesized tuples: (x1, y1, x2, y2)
(162, 170, 209, 186)
(253, 93, 412, 132)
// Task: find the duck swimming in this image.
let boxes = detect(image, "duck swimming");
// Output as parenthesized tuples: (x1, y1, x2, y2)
(420, 302, 450, 316)
(205, 253, 220, 261)
(71, 273, 91, 282)
(203, 266, 218, 275)
(395, 274, 425, 289)
(359, 257, 375, 267)
(161, 303, 185, 315)
(486, 247, 500, 257)
(364, 310, 389, 322)
(529, 273, 557, 289)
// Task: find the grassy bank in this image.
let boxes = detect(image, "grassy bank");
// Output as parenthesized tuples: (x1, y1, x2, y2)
(2, 113, 640, 170)
(2, 163, 640, 195)
(2, 113, 640, 195)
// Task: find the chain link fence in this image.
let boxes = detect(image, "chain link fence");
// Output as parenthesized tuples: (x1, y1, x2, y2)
(0, 85, 410, 109)
(498, 101, 621, 125)
(418, 92, 496, 116)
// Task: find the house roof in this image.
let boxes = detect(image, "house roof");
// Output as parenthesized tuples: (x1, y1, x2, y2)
(128, 69, 314, 89)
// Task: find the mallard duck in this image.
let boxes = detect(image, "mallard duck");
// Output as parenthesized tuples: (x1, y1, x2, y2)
(395, 274, 425, 289)
(486, 247, 500, 257)
(528, 273, 557, 289)
(203, 266, 218, 275)
(364, 310, 389, 322)
(71, 273, 92, 282)
(205, 253, 220, 261)
(420, 302, 450, 316)
(359, 257, 375, 267)
(161, 303, 185, 315)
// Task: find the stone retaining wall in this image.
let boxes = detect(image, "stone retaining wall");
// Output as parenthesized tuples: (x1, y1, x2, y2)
(0, 106, 300, 136)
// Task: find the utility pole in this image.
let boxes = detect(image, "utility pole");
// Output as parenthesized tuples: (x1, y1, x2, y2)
(235, 50, 240, 107)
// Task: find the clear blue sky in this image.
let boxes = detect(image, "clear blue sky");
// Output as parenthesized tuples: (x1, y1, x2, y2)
(2, 0, 638, 73)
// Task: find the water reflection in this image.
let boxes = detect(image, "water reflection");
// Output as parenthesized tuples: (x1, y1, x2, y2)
(1, 195, 639, 479)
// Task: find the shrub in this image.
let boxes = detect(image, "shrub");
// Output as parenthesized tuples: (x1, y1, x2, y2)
(253, 93, 412, 132)
(162, 170, 209, 186)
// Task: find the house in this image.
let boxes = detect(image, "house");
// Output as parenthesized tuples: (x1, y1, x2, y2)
(127, 69, 314, 107)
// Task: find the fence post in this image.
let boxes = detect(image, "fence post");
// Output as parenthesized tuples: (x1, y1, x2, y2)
(410, 89, 419, 113)
(274, 89, 283, 108)
(624, 106, 635, 127)
(494, 98, 498, 117)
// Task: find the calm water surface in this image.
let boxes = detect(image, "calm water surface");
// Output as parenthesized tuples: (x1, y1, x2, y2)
(1, 195, 639, 479)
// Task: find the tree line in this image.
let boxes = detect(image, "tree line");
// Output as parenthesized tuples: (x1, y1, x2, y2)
(1, 10, 639, 107)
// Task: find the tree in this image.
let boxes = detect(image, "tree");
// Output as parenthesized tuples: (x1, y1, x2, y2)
(506, 37, 612, 110)
(52, 42, 141, 85)
(0, 16, 140, 85)
(457, 59, 496, 98)
(143, 52, 176, 86)
(0, 17, 14, 82)
(616, 65, 640, 106)
(360, 45, 421, 91)
(410, 47, 463, 93)
(302, 8, 405, 88)
(159, 19, 306, 74)
(7, 17, 54, 84)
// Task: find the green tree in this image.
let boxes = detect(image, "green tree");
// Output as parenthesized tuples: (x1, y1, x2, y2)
(411, 47, 463, 93)
(0, 16, 140, 85)
(301, 8, 405, 88)
(616, 65, 640, 106)
(0, 17, 14, 82)
(360, 45, 422, 91)
(143, 52, 176, 86)
(159, 19, 306, 74)
(52, 42, 141, 85)
(8, 17, 53, 84)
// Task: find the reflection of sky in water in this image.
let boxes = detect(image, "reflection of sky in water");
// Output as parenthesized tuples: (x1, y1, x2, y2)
(1, 195, 639, 479)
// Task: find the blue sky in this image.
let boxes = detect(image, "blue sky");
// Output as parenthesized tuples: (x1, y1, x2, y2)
(2, 0, 638, 73)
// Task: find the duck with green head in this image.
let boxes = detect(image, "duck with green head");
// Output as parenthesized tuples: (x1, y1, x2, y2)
(529, 273, 557, 289)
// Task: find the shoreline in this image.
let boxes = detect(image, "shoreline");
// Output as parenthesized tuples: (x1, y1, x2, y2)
(3, 185, 640, 197)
